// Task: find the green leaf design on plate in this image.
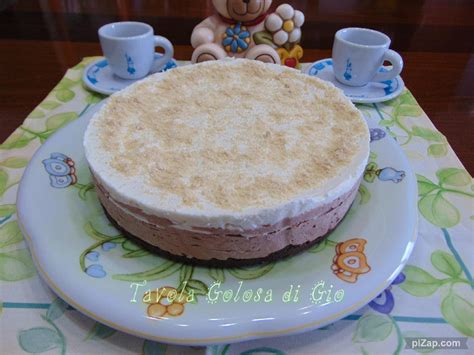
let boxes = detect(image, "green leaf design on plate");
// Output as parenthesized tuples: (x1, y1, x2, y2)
(441, 291, 474, 337)
(436, 168, 471, 187)
(411, 126, 445, 142)
(121, 239, 149, 257)
(179, 264, 194, 285)
(113, 260, 182, 281)
(418, 192, 460, 228)
(208, 267, 225, 283)
(399, 265, 441, 296)
(0, 169, 8, 196)
(46, 298, 68, 321)
(83, 221, 121, 241)
(122, 249, 149, 258)
(55, 89, 75, 102)
(18, 327, 62, 353)
(0, 204, 15, 217)
(27, 108, 46, 119)
(307, 239, 327, 253)
(363, 162, 378, 183)
(122, 239, 142, 252)
(46, 112, 79, 131)
(0, 156, 28, 169)
(431, 250, 461, 277)
(427, 143, 447, 157)
(228, 263, 274, 280)
(0, 221, 23, 248)
(186, 279, 208, 296)
(358, 184, 371, 204)
(353, 314, 393, 342)
(0, 248, 36, 281)
(78, 183, 95, 200)
(378, 119, 394, 127)
(0, 131, 34, 150)
(85, 322, 117, 340)
(416, 175, 439, 196)
(142, 339, 167, 355)
(369, 151, 377, 161)
(39, 101, 61, 110)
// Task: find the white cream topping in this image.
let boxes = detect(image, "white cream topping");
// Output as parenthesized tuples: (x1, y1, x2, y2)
(84, 59, 369, 231)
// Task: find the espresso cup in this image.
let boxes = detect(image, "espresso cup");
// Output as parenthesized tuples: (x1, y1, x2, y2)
(332, 27, 403, 86)
(98, 21, 174, 80)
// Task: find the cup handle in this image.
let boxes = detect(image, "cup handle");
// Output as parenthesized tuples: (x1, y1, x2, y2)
(152, 36, 174, 72)
(372, 49, 404, 82)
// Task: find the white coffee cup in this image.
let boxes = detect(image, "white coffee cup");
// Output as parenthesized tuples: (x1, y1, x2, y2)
(98, 21, 174, 80)
(332, 27, 403, 87)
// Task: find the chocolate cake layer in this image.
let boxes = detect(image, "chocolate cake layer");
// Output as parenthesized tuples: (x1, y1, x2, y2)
(94, 175, 361, 264)
(103, 205, 335, 267)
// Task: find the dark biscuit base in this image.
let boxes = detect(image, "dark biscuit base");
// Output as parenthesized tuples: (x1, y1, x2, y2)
(102, 204, 335, 268)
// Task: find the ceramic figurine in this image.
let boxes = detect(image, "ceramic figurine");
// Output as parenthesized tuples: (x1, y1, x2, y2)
(191, 0, 305, 68)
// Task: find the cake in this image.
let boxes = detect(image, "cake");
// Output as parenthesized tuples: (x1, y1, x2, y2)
(83, 59, 370, 266)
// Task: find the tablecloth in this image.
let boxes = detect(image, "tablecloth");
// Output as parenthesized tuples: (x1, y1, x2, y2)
(0, 58, 472, 355)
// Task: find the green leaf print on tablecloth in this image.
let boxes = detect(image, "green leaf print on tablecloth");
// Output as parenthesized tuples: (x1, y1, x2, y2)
(85, 322, 117, 340)
(375, 91, 450, 157)
(0, 156, 25, 197)
(0, 220, 23, 248)
(18, 298, 68, 354)
(0, 156, 28, 168)
(400, 248, 473, 336)
(431, 250, 462, 278)
(143, 340, 167, 355)
(353, 314, 393, 342)
(0, 203, 16, 217)
(19, 327, 64, 353)
(0, 248, 36, 281)
(441, 291, 474, 337)
(417, 168, 473, 228)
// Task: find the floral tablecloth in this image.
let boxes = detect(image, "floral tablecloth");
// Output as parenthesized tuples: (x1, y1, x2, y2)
(0, 58, 472, 354)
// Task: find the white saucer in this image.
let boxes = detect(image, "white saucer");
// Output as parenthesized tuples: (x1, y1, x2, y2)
(82, 54, 177, 95)
(305, 58, 405, 104)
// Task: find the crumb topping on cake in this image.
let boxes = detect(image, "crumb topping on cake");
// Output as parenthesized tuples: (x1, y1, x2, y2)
(85, 59, 369, 214)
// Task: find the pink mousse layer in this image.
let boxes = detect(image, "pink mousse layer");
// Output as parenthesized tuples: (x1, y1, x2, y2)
(94, 175, 361, 261)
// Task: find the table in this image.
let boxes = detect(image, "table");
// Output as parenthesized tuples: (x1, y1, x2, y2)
(0, 0, 473, 174)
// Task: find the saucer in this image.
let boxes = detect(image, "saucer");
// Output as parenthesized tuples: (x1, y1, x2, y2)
(305, 58, 405, 104)
(82, 54, 177, 95)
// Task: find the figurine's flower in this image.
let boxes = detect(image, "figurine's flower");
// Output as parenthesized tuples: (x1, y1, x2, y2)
(265, 4, 304, 46)
(42, 152, 77, 188)
(222, 23, 251, 53)
(369, 272, 405, 313)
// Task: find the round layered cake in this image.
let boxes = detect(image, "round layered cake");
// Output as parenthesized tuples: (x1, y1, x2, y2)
(83, 59, 370, 266)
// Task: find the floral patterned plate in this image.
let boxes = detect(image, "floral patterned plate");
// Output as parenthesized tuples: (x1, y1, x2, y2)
(305, 58, 405, 104)
(17, 102, 417, 345)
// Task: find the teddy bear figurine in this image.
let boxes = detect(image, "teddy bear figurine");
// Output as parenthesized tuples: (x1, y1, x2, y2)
(191, 0, 305, 68)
